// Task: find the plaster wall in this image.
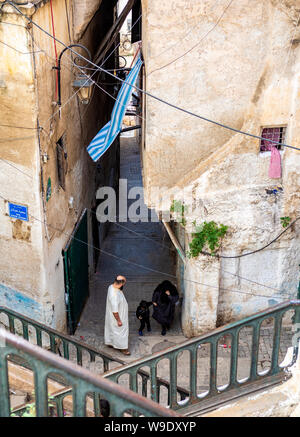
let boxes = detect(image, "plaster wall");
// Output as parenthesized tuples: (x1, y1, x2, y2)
(0, 0, 118, 330)
(141, 0, 300, 336)
(0, 10, 46, 322)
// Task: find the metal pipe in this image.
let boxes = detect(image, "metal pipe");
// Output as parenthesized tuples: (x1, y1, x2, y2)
(162, 219, 186, 264)
(298, 264, 300, 299)
(121, 125, 141, 133)
(53, 44, 92, 107)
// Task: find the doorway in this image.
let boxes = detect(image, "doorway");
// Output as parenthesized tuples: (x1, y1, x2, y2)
(63, 209, 89, 335)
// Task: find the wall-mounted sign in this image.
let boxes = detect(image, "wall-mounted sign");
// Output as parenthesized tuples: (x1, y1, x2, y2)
(8, 202, 29, 221)
(46, 177, 51, 202)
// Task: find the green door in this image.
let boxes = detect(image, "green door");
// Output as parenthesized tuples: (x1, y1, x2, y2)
(63, 209, 89, 334)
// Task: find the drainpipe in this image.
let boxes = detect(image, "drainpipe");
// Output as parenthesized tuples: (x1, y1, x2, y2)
(298, 265, 300, 300)
(162, 220, 186, 265)
(292, 264, 300, 363)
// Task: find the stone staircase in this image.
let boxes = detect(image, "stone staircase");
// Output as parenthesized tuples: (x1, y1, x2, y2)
(1, 299, 299, 417)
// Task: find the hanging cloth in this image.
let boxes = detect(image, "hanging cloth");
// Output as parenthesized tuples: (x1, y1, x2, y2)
(268, 146, 282, 179)
(87, 55, 143, 162)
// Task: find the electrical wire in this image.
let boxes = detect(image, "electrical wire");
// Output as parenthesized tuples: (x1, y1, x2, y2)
(0, 124, 39, 130)
(147, 0, 234, 77)
(207, 216, 300, 259)
(7, 0, 300, 152)
(0, 157, 34, 178)
(0, 125, 297, 267)
(0, 138, 286, 293)
(0, 50, 298, 267)
(0, 20, 26, 28)
(64, 0, 72, 44)
(85, 211, 283, 292)
(1, 18, 93, 137)
(0, 39, 42, 54)
(0, 33, 113, 163)
(150, 0, 222, 61)
(1, 3, 298, 290)
(74, 60, 145, 123)
(76, 13, 142, 119)
(0, 192, 292, 302)
(0, 135, 35, 142)
(99, 13, 142, 67)
(25, 6, 139, 126)
(0, 51, 298, 268)
(25, 23, 99, 126)
(63, 0, 85, 133)
(0, 170, 294, 297)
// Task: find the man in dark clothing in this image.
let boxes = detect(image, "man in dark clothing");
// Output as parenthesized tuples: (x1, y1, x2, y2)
(152, 280, 179, 335)
(136, 300, 152, 336)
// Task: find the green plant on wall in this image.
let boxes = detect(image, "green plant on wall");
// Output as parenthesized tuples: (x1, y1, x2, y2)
(170, 199, 187, 227)
(188, 221, 228, 258)
(280, 216, 291, 228)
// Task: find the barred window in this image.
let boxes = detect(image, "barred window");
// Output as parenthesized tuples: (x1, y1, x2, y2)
(260, 127, 286, 152)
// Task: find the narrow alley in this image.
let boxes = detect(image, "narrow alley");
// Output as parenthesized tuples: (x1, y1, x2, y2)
(1, 0, 300, 420)
(75, 134, 186, 360)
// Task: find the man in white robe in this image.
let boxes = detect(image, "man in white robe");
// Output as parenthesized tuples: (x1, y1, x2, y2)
(104, 275, 130, 355)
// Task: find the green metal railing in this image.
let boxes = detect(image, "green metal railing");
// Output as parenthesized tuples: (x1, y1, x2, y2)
(0, 306, 123, 372)
(2, 301, 299, 415)
(103, 300, 300, 411)
(0, 328, 179, 417)
(0, 305, 189, 408)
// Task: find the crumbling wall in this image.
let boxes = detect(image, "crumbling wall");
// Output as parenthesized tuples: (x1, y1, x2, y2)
(141, 0, 300, 336)
(0, 0, 117, 331)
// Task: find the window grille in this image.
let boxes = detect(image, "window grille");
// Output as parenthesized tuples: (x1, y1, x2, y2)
(260, 127, 286, 152)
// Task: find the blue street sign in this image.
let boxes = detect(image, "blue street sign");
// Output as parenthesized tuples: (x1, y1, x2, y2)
(8, 202, 29, 222)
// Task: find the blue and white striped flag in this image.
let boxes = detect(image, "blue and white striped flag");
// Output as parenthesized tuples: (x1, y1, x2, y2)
(87, 56, 143, 162)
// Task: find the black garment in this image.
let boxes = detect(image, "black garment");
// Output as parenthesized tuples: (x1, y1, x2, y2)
(136, 300, 152, 332)
(152, 281, 179, 328)
(139, 316, 151, 332)
(100, 399, 110, 417)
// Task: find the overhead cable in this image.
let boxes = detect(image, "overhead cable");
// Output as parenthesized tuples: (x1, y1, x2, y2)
(148, 0, 234, 76)
(0, 192, 291, 302)
(7, 0, 300, 152)
(204, 217, 300, 259)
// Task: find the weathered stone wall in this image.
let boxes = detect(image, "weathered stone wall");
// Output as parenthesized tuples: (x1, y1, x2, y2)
(142, 0, 300, 188)
(0, 0, 117, 331)
(0, 9, 46, 322)
(141, 0, 300, 336)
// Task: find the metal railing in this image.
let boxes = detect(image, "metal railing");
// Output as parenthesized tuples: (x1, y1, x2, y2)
(0, 306, 123, 372)
(2, 301, 299, 415)
(0, 328, 179, 417)
(103, 300, 300, 411)
(0, 305, 189, 408)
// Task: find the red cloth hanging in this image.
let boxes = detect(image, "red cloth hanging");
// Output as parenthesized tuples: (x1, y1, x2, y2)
(268, 146, 282, 179)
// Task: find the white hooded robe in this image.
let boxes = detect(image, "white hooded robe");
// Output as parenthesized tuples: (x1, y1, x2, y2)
(104, 284, 129, 350)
